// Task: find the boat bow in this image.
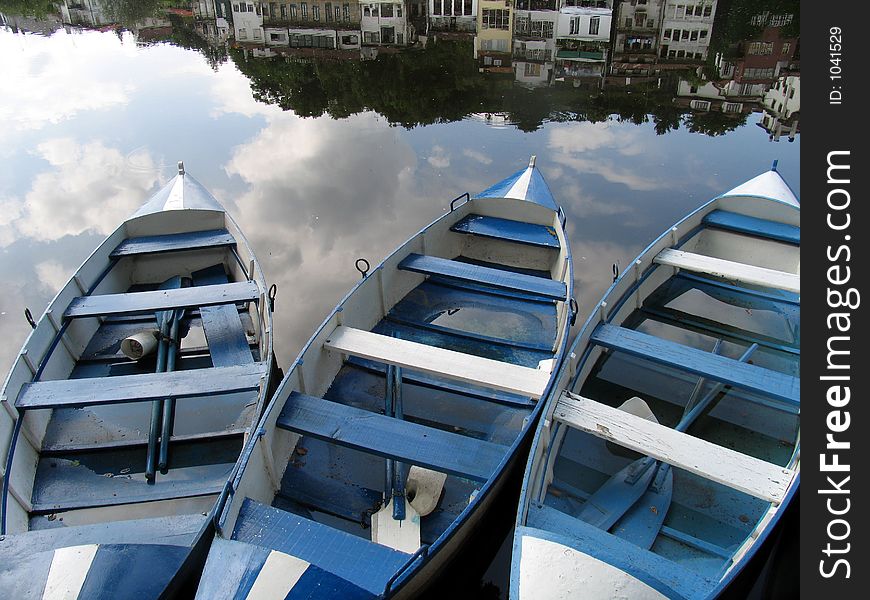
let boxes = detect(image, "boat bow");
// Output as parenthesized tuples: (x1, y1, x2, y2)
(133, 161, 227, 217)
(476, 155, 560, 212)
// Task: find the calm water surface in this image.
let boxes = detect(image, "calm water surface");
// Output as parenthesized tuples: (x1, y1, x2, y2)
(0, 14, 799, 596)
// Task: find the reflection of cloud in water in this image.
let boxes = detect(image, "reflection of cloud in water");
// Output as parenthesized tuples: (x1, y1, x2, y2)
(546, 122, 665, 192)
(35, 259, 71, 295)
(0, 31, 132, 132)
(427, 145, 451, 169)
(4, 139, 160, 246)
(462, 149, 493, 165)
(225, 112, 440, 360)
(568, 238, 642, 327)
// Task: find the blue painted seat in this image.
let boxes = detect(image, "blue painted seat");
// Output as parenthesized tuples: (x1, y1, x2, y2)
(522, 504, 718, 599)
(590, 323, 799, 406)
(110, 229, 236, 258)
(451, 214, 560, 249)
(398, 254, 566, 302)
(64, 280, 260, 319)
(15, 363, 265, 410)
(277, 392, 507, 482)
(702, 210, 799, 245)
(232, 498, 409, 596)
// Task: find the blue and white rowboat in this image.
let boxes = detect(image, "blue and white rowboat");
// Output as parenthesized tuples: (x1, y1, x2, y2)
(0, 163, 274, 598)
(511, 165, 800, 599)
(196, 157, 575, 598)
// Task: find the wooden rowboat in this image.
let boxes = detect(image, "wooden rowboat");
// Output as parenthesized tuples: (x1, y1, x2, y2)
(512, 165, 800, 599)
(195, 157, 574, 598)
(0, 163, 274, 598)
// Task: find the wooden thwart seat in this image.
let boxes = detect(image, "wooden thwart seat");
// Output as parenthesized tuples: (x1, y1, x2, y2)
(398, 253, 567, 301)
(703, 210, 800, 245)
(655, 248, 800, 294)
(64, 281, 259, 319)
(15, 363, 265, 410)
(553, 392, 795, 504)
(451, 214, 560, 249)
(110, 229, 236, 258)
(277, 392, 507, 482)
(591, 323, 799, 406)
(324, 326, 551, 399)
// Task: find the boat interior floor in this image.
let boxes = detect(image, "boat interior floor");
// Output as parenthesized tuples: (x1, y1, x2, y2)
(541, 265, 799, 582)
(26, 263, 263, 527)
(232, 253, 564, 580)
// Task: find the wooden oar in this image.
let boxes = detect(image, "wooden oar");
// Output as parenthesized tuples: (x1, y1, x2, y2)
(158, 299, 188, 473)
(145, 276, 182, 482)
(577, 341, 758, 530)
(371, 355, 420, 553)
(611, 343, 759, 548)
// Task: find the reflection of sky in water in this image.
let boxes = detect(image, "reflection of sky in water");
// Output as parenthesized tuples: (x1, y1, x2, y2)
(0, 28, 800, 377)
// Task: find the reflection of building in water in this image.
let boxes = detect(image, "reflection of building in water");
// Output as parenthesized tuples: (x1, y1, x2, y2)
(1, 10, 63, 34)
(360, 1, 413, 45)
(429, 0, 478, 33)
(674, 79, 757, 115)
(554, 5, 612, 86)
(232, 1, 264, 42)
(759, 74, 799, 142)
(474, 0, 514, 73)
(512, 1, 558, 87)
(193, 1, 233, 45)
(59, 0, 110, 28)
(613, 0, 664, 65)
(467, 112, 515, 127)
(232, 1, 366, 51)
(715, 12, 797, 86)
(659, 0, 716, 62)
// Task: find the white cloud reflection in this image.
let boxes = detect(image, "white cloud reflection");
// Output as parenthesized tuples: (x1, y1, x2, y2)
(0, 30, 134, 132)
(3, 138, 160, 246)
(546, 121, 666, 192)
(224, 111, 437, 356)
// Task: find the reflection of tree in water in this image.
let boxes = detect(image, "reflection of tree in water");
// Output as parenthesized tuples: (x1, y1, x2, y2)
(231, 41, 506, 126)
(0, 0, 57, 18)
(230, 41, 747, 137)
(96, 0, 163, 28)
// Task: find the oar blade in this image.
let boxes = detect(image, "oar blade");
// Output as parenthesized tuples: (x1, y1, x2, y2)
(577, 459, 657, 530)
(610, 467, 674, 549)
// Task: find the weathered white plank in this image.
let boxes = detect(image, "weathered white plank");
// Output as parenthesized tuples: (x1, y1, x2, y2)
(655, 248, 800, 294)
(553, 392, 795, 504)
(324, 326, 550, 399)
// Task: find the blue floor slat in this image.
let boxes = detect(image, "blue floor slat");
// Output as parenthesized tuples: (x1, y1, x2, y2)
(388, 281, 557, 349)
(385, 314, 552, 352)
(702, 210, 799, 245)
(373, 320, 551, 369)
(30, 437, 240, 513)
(277, 392, 507, 482)
(232, 499, 410, 595)
(451, 214, 560, 249)
(347, 357, 535, 408)
(591, 323, 799, 406)
(641, 306, 799, 355)
(398, 253, 566, 301)
(110, 229, 235, 258)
